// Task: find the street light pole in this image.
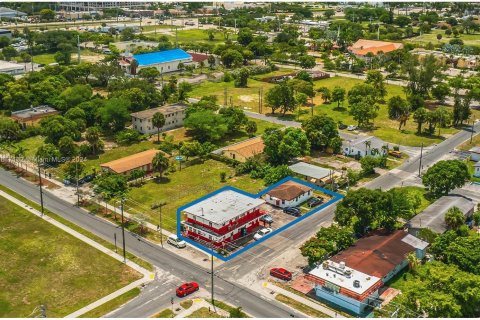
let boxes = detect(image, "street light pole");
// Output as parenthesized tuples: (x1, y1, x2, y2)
(37, 159, 44, 216)
(418, 142, 424, 177)
(152, 201, 166, 247)
(211, 249, 215, 308)
(471, 120, 475, 144)
(120, 198, 126, 263)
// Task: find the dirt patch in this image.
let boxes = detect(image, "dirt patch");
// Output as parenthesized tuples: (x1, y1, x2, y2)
(239, 95, 256, 103)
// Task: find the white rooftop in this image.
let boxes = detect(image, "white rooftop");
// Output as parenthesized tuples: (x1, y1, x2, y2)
(289, 162, 333, 180)
(469, 147, 480, 154)
(183, 190, 265, 225)
(0, 60, 24, 72)
(401, 234, 429, 250)
(309, 260, 381, 295)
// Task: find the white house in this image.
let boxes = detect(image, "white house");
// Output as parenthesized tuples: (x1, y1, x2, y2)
(131, 103, 187, 135)
(474, 161, 480, 178)
(343, 136, 388, 158)
(469, 147, 480, 162)
(265, 180, 312, 208)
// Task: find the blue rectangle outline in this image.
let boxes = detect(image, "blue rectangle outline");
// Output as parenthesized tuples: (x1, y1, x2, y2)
(177, 176, 344, 261)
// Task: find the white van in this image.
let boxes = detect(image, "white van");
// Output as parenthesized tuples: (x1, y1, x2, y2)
(167, 234, 186, 248)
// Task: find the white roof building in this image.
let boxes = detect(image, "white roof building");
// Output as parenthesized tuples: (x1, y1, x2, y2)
(182, 190, 265, 225)
(0, 60, 25, 75)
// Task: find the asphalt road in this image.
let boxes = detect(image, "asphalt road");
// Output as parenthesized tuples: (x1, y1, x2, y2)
(0, 168, 302, 318)
(1, 121, 477, 317)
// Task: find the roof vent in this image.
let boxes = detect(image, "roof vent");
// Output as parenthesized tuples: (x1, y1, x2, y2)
(353, 280, 360, 288)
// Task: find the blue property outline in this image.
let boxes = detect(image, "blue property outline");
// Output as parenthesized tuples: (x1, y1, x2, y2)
(177, 176, 344, 261)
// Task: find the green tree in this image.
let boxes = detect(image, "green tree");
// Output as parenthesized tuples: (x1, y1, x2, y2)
(96, 98, 131, 133)
(54, 43, 73, 65)
(237, 28, 254, 46)
(317, 86, 331, 103)
(264, 82, 296, 115)
(365, 70, 387, 101)
(152, 112, 166, 143)
(221, 49, 243, 68)
(262, 127, 310, 165)
(85, 126, 103, 155)
(301, 115, 341, 153)
(0, 118, 22, 142)
(422, 160, 470, 196)
(297, 55, 316, 69)
(387, 96, 410, 130)
(184, 110, 228, 142)
(331, 86, 346, 108)
(349, 96, 378, 127)
(2, 46, 17, 61)
(152, 152, 169, 179)
(234, 67, 249, 88)
(432, 82, 451, 104)
(179, 140, 204, 160)
(39, 8, 55, 21)
(137, 67, 160, 83)
(35, 143, 61, 165)
(62, 161, 86, 181)
(93, 173, 128, 210)
(360, 156, 380, 175)
(58, 84, 93, 111)
(58, 136, 77, 158)
(413, 107, 429, 134)
(445, 207, 465, 230)
(219, 106, 248, 133)
(245, 120, 257, 137)
(263, 165, 293, 185)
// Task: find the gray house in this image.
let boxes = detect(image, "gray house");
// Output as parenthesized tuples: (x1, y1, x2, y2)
(408, 194, 475, 236)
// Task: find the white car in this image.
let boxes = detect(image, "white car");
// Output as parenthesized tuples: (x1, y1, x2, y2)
(347, 125, 357, 131)
(167, 235, 187, 248)
(253, 228, 272, 241)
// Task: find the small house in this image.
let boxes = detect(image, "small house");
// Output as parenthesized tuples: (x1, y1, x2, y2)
(265, 180, 312, 208)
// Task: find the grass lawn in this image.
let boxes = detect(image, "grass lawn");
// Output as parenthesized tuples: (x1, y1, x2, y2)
(250, 67, 297, 80)
(404, 30, 480, 47)
(80, 287, 141, 318)
(0, 195, 142, 317)
(31, 53, 57, 65)
(180, 300, 193, 309)
(310, 76, 459, 147)
(457, 133, 480, 151)
(13, 135, 45, 159)
(186, 307, 224, 318)
(126, 159, 265, 231)
(153, 308, 176, 318)
(275, 294, 330, 318)
(189, 78, 275, 112)
(150, 28, 233, 44)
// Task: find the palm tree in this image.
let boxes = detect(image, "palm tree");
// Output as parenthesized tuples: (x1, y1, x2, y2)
(152, 152, 169, 180)
(152, 112, 166, 143)
(130, 59, 139, 77)
(381, 145, 389, 157)
(14, 146, 28, 172)
(364, 140, 371, 156)
(406, 252, 420, 274)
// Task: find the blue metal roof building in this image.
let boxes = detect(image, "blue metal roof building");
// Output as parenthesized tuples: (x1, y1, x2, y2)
(133, 49, 192, 66)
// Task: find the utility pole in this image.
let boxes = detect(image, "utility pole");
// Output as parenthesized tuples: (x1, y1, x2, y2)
(418, 142, 424, 177)
(151, 201, 167, 247)
(37, 159, 44, 216)
(210, 248, 215, 307)
(114, 233, 117, 252)
(75, 156, 80, 206)
(77, 34, 81, 64)
(120, 198, 126, 263)
(470, 120, 475, 144)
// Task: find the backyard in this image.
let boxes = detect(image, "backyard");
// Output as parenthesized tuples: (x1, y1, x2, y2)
(125, 159, 266, 231)
(0, 195, 142, 317)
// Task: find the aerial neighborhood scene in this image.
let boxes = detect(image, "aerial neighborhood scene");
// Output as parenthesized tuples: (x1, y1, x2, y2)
(1, 1, 480, 318)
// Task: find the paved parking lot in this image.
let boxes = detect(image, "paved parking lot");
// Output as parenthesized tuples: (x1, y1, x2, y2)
(259, 203, 296, 230)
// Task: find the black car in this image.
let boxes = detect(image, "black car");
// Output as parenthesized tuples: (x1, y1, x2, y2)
(260, 214, 274, 224)
(283, 207, 301, 217)
(338, 123, 347, 130)
(307, 197, 324, 208)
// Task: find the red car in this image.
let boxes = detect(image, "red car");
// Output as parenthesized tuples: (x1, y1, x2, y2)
(270, 268, 292, 281)
(176, 282, 199, 297)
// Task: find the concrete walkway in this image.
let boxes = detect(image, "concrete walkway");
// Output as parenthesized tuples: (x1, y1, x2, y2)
(264, 282, 344, 318)
(0, 189, 154, 318)
(174, 299, 230, 318)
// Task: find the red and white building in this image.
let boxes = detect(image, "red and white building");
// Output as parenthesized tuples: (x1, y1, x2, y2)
(182, 190, 266, 248)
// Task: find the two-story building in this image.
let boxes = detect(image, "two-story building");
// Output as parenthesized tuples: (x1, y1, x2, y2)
(308, 230, 428, 315)
(182, 189, 266, 248)
(131, 103, 187, 135)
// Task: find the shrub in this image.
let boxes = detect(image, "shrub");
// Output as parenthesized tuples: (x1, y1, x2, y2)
(115, 129, 143, 145)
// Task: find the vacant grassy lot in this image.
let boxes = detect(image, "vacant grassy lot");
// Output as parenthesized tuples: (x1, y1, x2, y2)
(189, 78, 275, 112)
(311, 76, 459, 147)
(13, 135, 45, 159)
(126, 159, 265, 231)
(151, 28, 234, 44)
(404, 30, 480, 47)
(0, 196, 142, 317)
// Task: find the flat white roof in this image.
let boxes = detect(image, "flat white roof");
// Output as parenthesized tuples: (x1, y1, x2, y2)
(309, 260, 381, 295)
(0, 60, 24, 72)
(183, 190, 265, 225)
(289, 162, 333, 180)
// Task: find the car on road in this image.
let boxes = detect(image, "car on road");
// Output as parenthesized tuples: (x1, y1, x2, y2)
(338, 123, 347, 130)
(283, 207, 301, 217)
(307, 197, 324, 208)
(347, 125, 357, 131)
(253, 228, 272, 240)
(167, 234, 187, 248)
(260, 214, 274, 224)
(270, 268, 292, 281)
(176, 282, 199, 297)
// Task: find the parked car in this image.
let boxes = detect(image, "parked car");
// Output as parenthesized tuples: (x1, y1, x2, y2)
(253, 228, 272, 240)
(260, 214, 274, 224)
(176, 282, 199, 297)
(307, 197, 324, 208)
(347, 125, 357, 131)
(270, 268, 292, 281)
(167, 235, 187, 248)
(338, 123, 347, 130)
(389, 150, 402, 158)
(283, 207, 301, 217)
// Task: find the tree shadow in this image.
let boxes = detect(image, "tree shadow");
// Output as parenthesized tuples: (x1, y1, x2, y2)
(153, 176, 171, 184)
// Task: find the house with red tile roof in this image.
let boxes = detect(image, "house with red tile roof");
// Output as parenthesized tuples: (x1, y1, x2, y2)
(307, 230, 428, 315)
(348, 39, 404, 59)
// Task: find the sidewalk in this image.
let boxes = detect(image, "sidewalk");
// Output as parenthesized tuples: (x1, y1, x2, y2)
(173, 299, 230, 318)
(264, 282, 343, 318)
(0, 189, 154, 318)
